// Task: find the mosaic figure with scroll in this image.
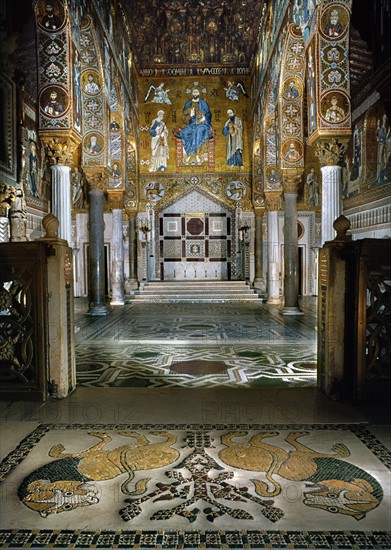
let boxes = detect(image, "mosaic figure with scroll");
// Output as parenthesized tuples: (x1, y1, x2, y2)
(222, 109, 244, 170)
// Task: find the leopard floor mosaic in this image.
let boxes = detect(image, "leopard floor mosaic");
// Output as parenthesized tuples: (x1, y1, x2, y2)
(0, 423, 390, 548)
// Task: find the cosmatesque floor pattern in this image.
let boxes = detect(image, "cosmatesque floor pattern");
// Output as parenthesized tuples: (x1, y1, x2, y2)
(75, 300, 317, 388)
(2, 299, 390, 549)
(1, 423, 390, 549)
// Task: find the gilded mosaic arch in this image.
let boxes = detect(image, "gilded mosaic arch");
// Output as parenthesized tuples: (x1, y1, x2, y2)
(278, 23, 306, 170)
(35, 0, 74, 132)
(80, 16, 107, 167)
(315, 0, 352, 137)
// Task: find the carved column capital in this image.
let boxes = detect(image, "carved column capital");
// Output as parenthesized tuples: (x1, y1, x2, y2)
(264, 191, 281, 212)
(253, 190, 266, 210)
(40, 132, 80, 166)
(315, 138, 348, 167)
(254, 206, 266, 218)
(83, 167, 109, 191)
(282, 168, 303, 194)
(107, 190, 124, 210)
(125, 208, 138, 219)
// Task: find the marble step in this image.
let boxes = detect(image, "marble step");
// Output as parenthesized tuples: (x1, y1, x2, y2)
(132, 295, 260, 302)
(140, 282, 251, 289)
(132, 281, 261, 302)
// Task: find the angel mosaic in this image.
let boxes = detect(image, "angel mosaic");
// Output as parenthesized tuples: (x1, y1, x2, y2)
(144, 82, 172, 105)
(224, 80, 249, 102)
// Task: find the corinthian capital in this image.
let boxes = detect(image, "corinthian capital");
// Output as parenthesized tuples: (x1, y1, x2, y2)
(83, 167, 109, 191)
(40, 131, 80, 166)
(315, 139, 347, 167)
(107, 190, 124, 210)
(282, 168, 303, 194)
(264, 191, 281, 212)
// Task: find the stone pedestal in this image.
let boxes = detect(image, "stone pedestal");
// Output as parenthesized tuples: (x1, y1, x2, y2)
(44, 239, 76, 398)
(110, 208, 125, 305)
(51, 164, 72, 245)
(87, 188, 109, 316)
(38, 213, 76, 398)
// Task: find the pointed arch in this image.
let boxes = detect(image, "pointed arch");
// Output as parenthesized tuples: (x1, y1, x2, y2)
(79, 15, 108, 167)
(309, 0, 352, 142)
(34, 0, 77, 137)
(278, 23, 306, 169)
(263, 84, 281, 191)
(108, 80, 125, 189)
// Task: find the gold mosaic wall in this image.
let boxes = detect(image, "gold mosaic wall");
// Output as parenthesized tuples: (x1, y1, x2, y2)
(138, 77, 251, 175)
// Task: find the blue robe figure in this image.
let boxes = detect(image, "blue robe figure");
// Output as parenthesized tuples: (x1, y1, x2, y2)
(178, 88, 213, 163)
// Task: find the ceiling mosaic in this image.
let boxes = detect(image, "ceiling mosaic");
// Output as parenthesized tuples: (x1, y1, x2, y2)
(121, 0, 265, 72)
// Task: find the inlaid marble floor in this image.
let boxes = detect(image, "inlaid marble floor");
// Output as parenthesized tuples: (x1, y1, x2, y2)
(75, 299, 317, 388)
(1, 298, 389, 549)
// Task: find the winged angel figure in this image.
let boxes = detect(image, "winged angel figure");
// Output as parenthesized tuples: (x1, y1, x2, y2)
(225, 81, 249, 101)
(144, 82, 172, 105)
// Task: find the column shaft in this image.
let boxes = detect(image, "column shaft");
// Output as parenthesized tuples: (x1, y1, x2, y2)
(128, 213, 139, 288)
(51, 165, 72, 245)
(282, 192, 303, 314)
(110, 208, 125, 305)
(253, 212, 265, 291)
(321, 165, 342, 245)
(267, 210, 280, 303)
(87, 188, 109, 315)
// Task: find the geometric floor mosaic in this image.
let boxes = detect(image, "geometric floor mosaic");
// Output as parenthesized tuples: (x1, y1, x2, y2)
(75, 301, 317, 389)
(76, 343, 317, 388)
(1, 423, 390, 548)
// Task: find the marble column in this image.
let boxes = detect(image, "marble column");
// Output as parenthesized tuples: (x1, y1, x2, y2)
(265, 192, 281, 304)
(51, 164, 72, 245)
(126, 210, 139, 290)
(316, 139, 347, 246)
(253, 208, 266, 292)
(320, 165, 342, 245)
(282, 172, 303, 315)
(40, 136, 78, 246)
(86, 183, 109, 316)
(110, 208, 125, 305)
(108, 190, 125, 305)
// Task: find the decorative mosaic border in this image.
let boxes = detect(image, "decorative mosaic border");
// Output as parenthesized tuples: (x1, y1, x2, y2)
(0, 528, 390, 548)
(1, 424, 390, 549)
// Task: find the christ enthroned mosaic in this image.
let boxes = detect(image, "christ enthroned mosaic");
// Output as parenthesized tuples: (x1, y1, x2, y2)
(0, 424, 390, 548)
